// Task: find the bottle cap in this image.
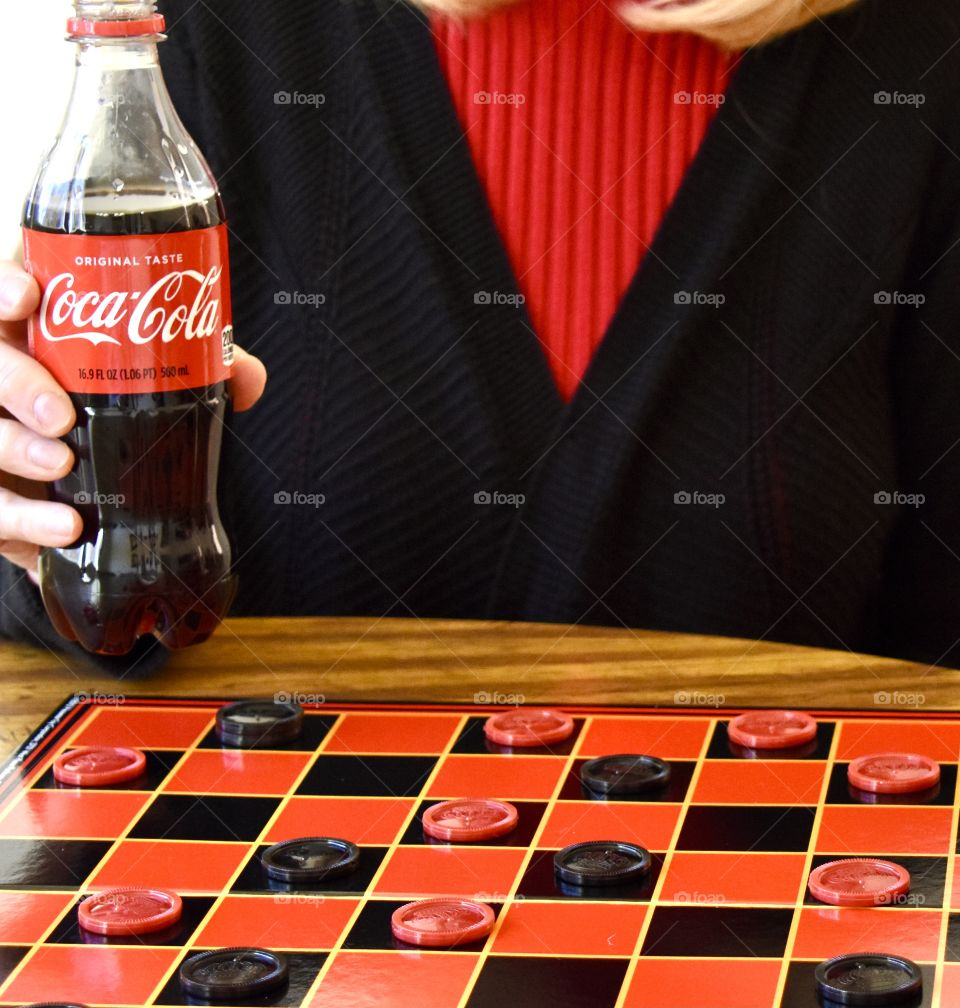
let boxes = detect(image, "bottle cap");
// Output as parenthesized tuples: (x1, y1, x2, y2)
(67, 15, 166, 37)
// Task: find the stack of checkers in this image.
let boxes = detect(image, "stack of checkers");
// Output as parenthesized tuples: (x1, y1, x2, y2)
(215, 699, 304, 748)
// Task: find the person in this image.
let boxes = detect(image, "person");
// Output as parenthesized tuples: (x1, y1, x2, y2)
(1, 0, 959, 675)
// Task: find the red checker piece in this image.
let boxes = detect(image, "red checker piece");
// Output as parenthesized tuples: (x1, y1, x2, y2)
(53, 746, 146, 787)
(727, 710, 817, 750)
(78, 886, 183, 935)
(848, 752, 940, 794)
(391, 897, 495, 947)
(808, 858, 911, 907)
(484, 708, 574, 747)
(422, 798, 519, 842)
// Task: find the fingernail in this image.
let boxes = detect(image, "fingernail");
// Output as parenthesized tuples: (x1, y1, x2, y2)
(44, 509, 77, 539)
(34, 391, 73, 431)
(0, 275, 33, 315)
(27, 438, 71, 472)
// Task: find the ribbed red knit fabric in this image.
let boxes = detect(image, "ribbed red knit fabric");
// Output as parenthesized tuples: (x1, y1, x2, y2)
(431, 2, 735, 399)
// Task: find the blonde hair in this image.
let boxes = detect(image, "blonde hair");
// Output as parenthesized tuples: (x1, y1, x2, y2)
(417, 0, 862, 50)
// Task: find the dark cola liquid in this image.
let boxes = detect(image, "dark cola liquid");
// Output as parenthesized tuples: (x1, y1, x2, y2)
(23, 191, 236, 655)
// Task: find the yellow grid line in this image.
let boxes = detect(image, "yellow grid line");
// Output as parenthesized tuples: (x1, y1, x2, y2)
(141, 706, 345, 1003)
(0, 702, 217, 1001)
(297, 711, 473, 1004)
(611, 714, 716, 1008)
(452, 715, 591, 1008)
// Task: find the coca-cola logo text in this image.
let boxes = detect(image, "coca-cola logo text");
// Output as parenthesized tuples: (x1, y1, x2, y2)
(39, 266, 224, 348)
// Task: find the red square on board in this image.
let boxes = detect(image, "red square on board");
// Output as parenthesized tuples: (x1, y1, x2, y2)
(0, 790, 149, 839)
(817, 807, 952, 856)
(309, 951, 478, 1008)
(836, 720, 960, 761)
(375, 845, 527, 898)
(950, 863, 960, 910)
(68, 705, 214, 749)
(623, 958, 781, 1008)
(792, 906, 941, 961)
(538, 801, 681, 850)
(693, 760, 825, 805)
(0, 892, 74, 943)
(492, 900, 647, 956)
(940, 964, 960, 1004)
(326, 713, 461, 753)
(2, 945, 179, 1005)
(89, 839, 249, 893)
(660, 852, 806, 905)
(427, 755, 565, 800)
(578, 716, 710, 759)
(265, 796, 415, 846)
(163, 749, 311, 795)
(196, 894, 359, 949)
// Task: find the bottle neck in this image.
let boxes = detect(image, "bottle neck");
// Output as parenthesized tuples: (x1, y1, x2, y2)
(75, 38, 162, 71)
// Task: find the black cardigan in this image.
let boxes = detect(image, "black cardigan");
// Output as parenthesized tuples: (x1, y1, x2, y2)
(4, 0, 960, 675)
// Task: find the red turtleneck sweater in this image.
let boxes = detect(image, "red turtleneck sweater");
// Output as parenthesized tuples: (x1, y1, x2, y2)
(431, 2, 736, 399)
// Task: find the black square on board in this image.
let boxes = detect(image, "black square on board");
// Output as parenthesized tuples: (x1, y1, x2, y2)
(515, 848, 663, 902)
(153, 950, 327, 1006)
(47, 895, 216, 945)
(780, 960, 931, 1008)
(398, 800, 547, 846)
(196, 713, 336, 752)
(556, 759, 694, 803)
(32, 749, 182, 791)
(825, 764, 955, 806)
(806, 855, 945, 909)
(945, 913, 960, 961)
(0, 946, 28, 984)
(676, 806, 814, 852)
(296, 754, 437, 797)
(230, 844, 387, 895)
(466, 956, 628, 1008)
(641, 906, 793, 957)
(451, 716, 584, 756)
(343, 899, 502, 951)
(127, 795, 279, 842)
(0, 839, 113, 889)
(705, 719, 834, 759)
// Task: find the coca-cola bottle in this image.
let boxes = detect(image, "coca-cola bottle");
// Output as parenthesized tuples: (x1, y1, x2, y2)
(21, 1, 237, 655)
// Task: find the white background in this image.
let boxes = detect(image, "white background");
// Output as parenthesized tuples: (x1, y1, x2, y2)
(1, 5, 74, 259)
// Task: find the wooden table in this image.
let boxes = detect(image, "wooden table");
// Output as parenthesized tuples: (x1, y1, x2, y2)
(0, 616, 950, 760)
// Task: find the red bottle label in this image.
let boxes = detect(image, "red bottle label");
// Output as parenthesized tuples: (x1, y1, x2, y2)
(22, 225, 234, 394)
